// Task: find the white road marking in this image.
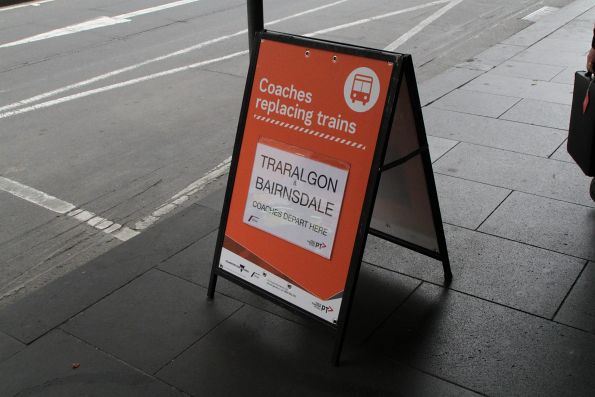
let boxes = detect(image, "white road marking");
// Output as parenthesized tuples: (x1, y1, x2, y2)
(384, 0, 464, 51)
(117, 0, 203, 19)
(0, 34, 246, 113)
(0, 0, 348, 114)
(72, 210, 94, 222)
(305, 0, 450, 37)
(0, 176, 138, 241)
(0, 17, 130, 49)
(134, 157, 232, 230)
(0, 0, 204, 48)
(0, 50, 249, 119)
(0, 0, 54, 13)
(0, 176, 74, 214)
(522, 6, 559, 22)
(112, 227, 141, 241)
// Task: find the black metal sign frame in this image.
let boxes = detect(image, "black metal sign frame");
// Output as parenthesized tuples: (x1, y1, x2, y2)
(207, 31, 451, 365)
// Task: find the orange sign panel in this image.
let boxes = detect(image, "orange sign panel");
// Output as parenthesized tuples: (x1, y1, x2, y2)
(219, 37, 394, 323)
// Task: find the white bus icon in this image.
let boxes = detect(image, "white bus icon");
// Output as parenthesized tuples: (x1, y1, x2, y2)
(344, 67, 380, 112)
(350, 74, 374, 105)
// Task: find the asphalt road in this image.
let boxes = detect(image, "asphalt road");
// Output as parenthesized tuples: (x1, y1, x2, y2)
(0, 0, 572, 305)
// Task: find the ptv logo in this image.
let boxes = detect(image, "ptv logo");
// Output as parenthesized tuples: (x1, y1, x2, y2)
(312, 302, 334, 314)
(247, 215, 259, 223)
(307, 240, 327, 250)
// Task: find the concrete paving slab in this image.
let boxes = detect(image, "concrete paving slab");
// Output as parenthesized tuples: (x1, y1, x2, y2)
(529, 36, 590, 53)
(369, 282, 595, 396)
(479, 191, 595, 261)
(434, 143, 595, 207)
(491, 60, 566, 81)
(555, 262, 595, 333)
(158, 230, 308, 325)
(156, 305, 480, 397)
(551, 66, 579, 84)
(462, 73, 574, 104)
(546, 17, 595, 42)
(158, 229, 421, 337)
(499, 98, 571, 130)
(429, 89, 520, 118)
(62, 269, 242, 374)
(364, 224, 585, 318)
(0, 329, 184, 397)
(502, 0, 595, 46)
(423, 108, 566, 157)
(197, 186, 227, 213)
(512, 46, 586, 67)
(427, 136, 458, 163)
(0, 204, 220, 344)
(551, 140, 576, 163)
(157, 230, 218, 288)
(435, 174, 511, 230)
(0, 330, 23, 364)
(575, 3, 595, 21)
(455, 61, 492, 72)
(418, 67, 483, 106)
(456, 44, 525, 72)
(347, 264, 421, 346)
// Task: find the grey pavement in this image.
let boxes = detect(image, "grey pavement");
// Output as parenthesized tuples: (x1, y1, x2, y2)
(1, 1, 595, 396)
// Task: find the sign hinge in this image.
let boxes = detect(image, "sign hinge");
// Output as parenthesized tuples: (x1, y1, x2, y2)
(381, 146, 427, 171)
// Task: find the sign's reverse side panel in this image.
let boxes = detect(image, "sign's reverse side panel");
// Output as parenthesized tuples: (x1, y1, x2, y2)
(371, 76, 439, 252)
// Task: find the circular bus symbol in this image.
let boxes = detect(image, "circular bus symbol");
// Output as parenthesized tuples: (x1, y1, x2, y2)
(343, 67, 380, 112)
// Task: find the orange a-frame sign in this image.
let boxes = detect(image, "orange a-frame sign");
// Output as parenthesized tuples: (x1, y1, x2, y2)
(208, 31, 451, 364)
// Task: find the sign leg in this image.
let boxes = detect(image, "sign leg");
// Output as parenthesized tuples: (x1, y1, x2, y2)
(331, 324, 347, 366)
(207, 270, 218, 299)
(435, 218, 453, 283)
(442, 257, 453, 284)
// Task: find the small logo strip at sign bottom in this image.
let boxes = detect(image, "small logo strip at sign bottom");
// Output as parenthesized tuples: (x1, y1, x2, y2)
(253, 114, 367, 151)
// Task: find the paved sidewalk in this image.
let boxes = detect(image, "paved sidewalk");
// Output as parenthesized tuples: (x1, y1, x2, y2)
(1, 1, 594, 395)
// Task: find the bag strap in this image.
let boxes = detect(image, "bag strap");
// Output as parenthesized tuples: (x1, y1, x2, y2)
(583, 74, 593, 114)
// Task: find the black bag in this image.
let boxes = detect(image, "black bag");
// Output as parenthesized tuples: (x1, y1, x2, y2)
(568, 71, 595, 176)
